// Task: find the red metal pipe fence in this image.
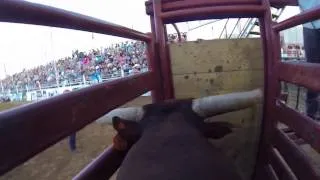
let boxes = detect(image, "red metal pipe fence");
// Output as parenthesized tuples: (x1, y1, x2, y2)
(1, 0, 319, 179)
(273, 5, 320, 32)
(145, 0, 298, 15)
(0, 72, 155, 175)
(0, 0, 161, 177)
(253, 1, 320, 180)
(161, 5, 266, 23)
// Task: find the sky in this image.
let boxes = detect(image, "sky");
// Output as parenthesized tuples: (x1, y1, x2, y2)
(0, 0, 301, 79)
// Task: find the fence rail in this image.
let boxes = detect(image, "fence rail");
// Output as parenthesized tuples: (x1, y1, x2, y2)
(0, 71, 155, 175)
(273, 5, 320, 32)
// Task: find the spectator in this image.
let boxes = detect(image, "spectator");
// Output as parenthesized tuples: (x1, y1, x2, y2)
(299, 0, 320, 120)
(1, 41, 148, 93)
(63, 89, 77, 152)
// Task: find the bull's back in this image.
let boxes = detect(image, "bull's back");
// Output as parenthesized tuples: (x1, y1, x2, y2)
(117, 120, 241, 180)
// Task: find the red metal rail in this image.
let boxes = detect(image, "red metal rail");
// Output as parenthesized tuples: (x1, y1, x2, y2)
(0, 72, 155, 175)
(268, 148, 297, 180)
(161, 5, 266, 23)
(0, 0, 317, 179)
(275, 100, 320, 152)
(273, 5, 320, 32)
(253, 0, 280, 178)
(273, 129, 320, 180)
(254, 2, 320, 180)
(153, 0, 175, 99)
(145, 0, 298, 15)
(0, 0, 159, 177)
(277, 62, 320, 92)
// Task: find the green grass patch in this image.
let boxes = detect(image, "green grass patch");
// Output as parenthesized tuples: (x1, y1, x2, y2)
(0, 102, 26, 112)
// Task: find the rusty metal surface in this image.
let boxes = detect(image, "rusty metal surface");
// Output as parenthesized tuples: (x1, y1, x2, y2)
(273, 6, 320, 32)
(73, 146, 127, 180)
(0, 0, 151, 42)
(273, 129, 320, 180)
(268, 147, 297, 180)
(275, 100, 320, 152)
(0, 72, 154, 175)
(278, 62, 320, 92)
(161, 5, 265, 23)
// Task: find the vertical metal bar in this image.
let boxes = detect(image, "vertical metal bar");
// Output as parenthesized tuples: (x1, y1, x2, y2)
(153, 0, 175, 100)
(272, 23, 282, 98)
(295, 86, 300, 110)
(253, 0, 279, 179)
(147, 31, 163, 102)
(149, 14, 165, 103)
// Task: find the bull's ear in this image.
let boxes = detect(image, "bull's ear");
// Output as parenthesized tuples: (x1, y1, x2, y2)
(202, 122, 234, 139)
(112, 116, 142, 143)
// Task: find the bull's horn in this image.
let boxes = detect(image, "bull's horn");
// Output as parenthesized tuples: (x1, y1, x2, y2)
(192, 89, 263, 118)
(96, 107, 144, 124)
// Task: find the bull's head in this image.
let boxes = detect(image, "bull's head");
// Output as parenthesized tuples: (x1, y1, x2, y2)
(98, 89, 262, 150)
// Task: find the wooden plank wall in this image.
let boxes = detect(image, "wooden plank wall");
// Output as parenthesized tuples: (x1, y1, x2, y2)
(170, 39, 264, 98)
(169, 38, 264, 180)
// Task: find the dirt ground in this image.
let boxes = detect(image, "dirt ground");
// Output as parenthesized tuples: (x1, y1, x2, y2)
(0, 96, 151, 180)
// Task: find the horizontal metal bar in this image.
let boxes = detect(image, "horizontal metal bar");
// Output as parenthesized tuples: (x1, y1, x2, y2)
(268, 147, 297, 180)
(273, 128, 320, 180)
(0, 0, 151, 42)
(73, 146, 127, 180)
(277, 62, 320, 92)
(270, 0, 298, 8)
(275, 100, 320, 152)
(0, 72, 154, 175)
(145, 0, 298, 15)
(161, 5, 266, 23)
(273, 5, 320, 32)
(162, 0, 261, 12)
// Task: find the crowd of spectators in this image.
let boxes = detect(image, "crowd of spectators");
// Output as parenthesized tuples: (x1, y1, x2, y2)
(1, 41, 148, 93)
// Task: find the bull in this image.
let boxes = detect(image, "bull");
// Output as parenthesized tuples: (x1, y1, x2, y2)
(98, 89, 262, 180)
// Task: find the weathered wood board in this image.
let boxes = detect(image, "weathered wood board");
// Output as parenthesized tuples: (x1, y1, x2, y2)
(170, 39, 263, 76)
(173, 70, 263, 99)
(169, 38, 264, 180)
(169, 38, 264, 99)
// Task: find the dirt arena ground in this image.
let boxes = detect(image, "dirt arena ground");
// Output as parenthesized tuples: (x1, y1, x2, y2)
(0, 96, 151, 180)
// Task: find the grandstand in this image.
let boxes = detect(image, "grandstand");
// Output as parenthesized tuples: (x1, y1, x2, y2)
(0, 41, 148, 101)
